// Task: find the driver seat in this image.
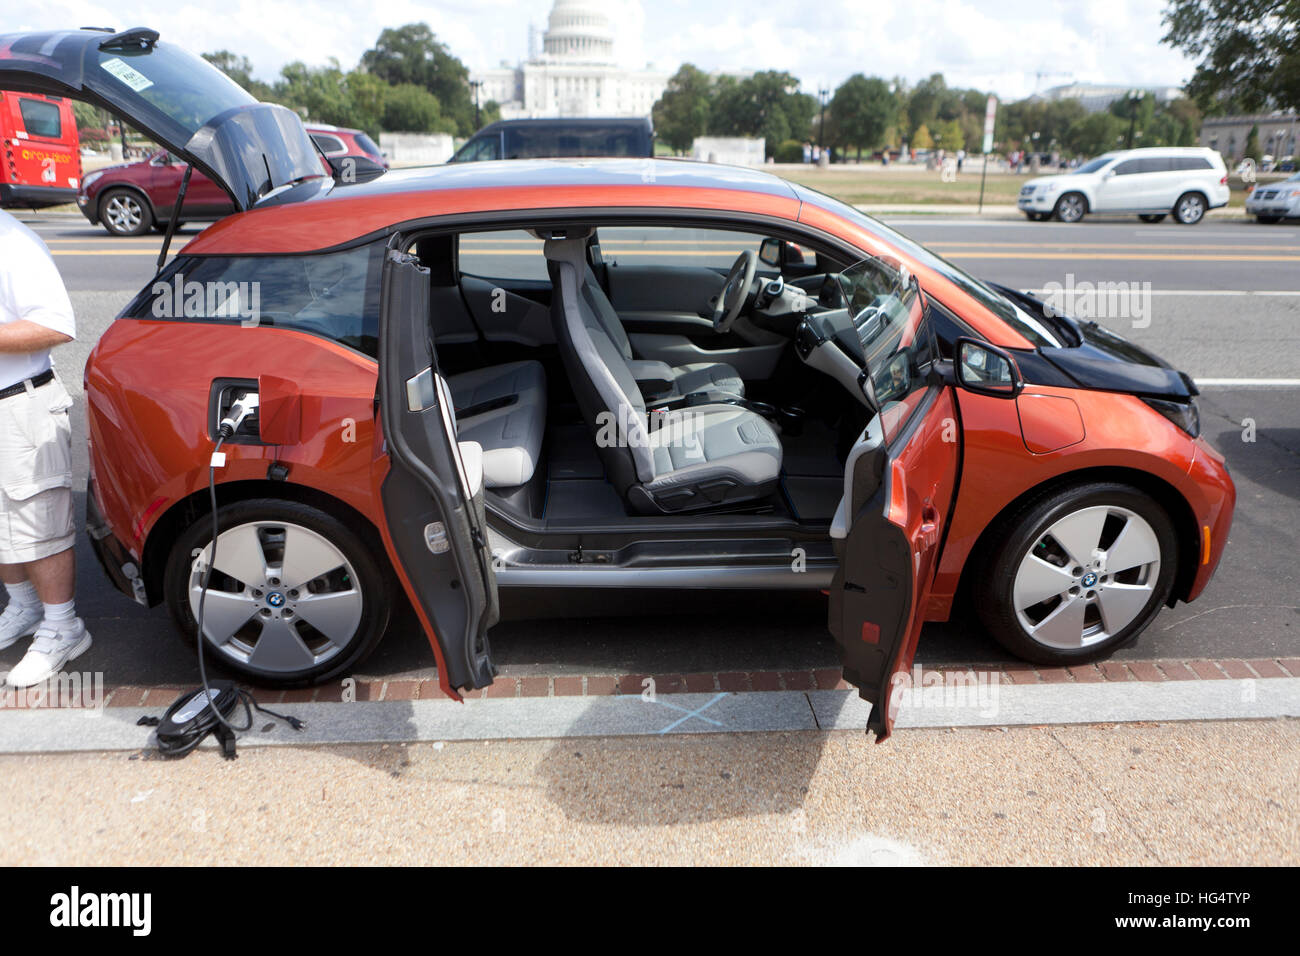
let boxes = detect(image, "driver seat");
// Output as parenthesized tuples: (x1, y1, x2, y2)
(546, 236, 781, 514)
(580, 262, 745, 399)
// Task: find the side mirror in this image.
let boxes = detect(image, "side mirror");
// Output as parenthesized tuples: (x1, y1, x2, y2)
(326, 154, 387, 184)
(954, 337, 1023, 398)
(757, 237, 806, 268)
(758, 237, 783, 267)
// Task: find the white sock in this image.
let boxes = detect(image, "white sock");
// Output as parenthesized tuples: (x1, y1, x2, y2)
(42, 599, 76, 627)
(4, 581, 40, 611)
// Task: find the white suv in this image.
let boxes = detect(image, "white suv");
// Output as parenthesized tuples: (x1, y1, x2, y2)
(1018, 147, 1230, 224)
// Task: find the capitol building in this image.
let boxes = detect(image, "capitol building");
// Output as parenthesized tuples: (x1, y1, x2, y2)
(471, 0, 670, 119)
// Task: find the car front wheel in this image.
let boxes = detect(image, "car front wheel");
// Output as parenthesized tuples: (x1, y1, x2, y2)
(974, 482, 1178, 664)
(1052, 192, 1087, 223)
(1173, 191, 1207, 224)
(1255, 215, 1281, 224)
(99, 189, 153, 236)
(163, 499, 394, 687)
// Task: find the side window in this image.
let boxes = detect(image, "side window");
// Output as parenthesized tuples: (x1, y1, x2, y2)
(310, 133, 347, 156)
(596, 225, 768, 271)
(1173, 156, 1212, 171)
(458, 230, 549, 282)
(18, 97, 61, 139)
(1139, 157, 1173, 173)
(457, 136, 500, 162)
(1112, 159, 1142, 176)
(129, 244, 383, 357)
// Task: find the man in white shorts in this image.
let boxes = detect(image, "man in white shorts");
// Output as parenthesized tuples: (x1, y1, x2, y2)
(0, 208, 90, 687)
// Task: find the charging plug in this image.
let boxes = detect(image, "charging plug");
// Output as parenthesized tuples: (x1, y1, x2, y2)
(219, 391, 260, 439)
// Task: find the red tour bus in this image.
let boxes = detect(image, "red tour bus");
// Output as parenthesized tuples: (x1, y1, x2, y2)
(0, 90, 81, 206)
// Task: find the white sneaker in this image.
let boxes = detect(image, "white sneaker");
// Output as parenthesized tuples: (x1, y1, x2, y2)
(6, 620, 92, 688)
(0, 602, 43, 651)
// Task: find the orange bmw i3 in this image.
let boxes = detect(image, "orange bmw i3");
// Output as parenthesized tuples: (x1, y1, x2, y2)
(1, 29, 1234, 737)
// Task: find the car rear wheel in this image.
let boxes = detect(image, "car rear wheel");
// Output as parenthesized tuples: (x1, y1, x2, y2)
(99, 189, 153, 236)
(1173, 191, 1207, 224)
(163, 499, 394, 687)
(1052, 192, 1086, 223)
(973, 482, 1178, 664)
(1255, 215, 1281, 224)
(1139, 214, 1167, 223)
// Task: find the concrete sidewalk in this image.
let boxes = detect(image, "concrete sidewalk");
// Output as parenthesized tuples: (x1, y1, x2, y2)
(0, 718, 1292, 865)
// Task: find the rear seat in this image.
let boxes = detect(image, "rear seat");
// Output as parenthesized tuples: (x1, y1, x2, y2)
(445, 360, 547, 488)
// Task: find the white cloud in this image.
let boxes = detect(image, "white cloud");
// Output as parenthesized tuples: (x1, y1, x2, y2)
(21, 0, 1195, 100)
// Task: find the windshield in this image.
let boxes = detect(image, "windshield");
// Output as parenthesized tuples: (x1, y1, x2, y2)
(353, 132, 383, 160)
(794, 184, 1064, 347)
(1073, 157, 1113, 174)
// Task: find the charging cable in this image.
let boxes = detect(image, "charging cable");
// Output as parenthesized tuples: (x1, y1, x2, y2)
(155, 392, 304, 757)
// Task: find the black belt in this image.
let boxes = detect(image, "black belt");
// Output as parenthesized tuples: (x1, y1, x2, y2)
(0, 369, 54, 401)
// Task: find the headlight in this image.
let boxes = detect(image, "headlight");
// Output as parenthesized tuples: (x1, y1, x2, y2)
(80, 170, 104, 191)
(1142, 397, 1200, 438)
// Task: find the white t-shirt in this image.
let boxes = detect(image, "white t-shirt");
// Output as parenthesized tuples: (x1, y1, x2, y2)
(0, 209, 77, 390)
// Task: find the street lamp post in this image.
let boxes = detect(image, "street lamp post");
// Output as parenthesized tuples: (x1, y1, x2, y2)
(1125, 89, 1142, 149)
(470, 80, 483, 130)
(818, 87, 829, 158)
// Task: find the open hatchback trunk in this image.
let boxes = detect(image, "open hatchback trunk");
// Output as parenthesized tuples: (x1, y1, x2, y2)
(0, 26, 326, 210)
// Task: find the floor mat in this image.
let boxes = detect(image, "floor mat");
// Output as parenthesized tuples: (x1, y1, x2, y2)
(782, 476, 842, 522)
(547, 424, 605, 480)
(779, 421, 843, 478)
(545, 479, 629, 520)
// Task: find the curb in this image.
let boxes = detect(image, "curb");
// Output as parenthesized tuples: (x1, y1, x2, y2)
(2, 656, 1291, 711)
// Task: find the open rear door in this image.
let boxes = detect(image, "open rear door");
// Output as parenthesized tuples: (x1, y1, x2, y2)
(375, 247, 498, 698)
(828, 259, 960, 739)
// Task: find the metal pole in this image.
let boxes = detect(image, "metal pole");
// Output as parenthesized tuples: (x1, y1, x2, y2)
(978, 151, 988, 213)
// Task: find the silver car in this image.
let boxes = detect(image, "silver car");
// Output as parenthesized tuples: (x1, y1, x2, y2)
(1245, 172, 1300, 223)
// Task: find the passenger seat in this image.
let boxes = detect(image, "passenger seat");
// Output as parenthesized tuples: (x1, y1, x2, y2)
(445, 360, 547, 489)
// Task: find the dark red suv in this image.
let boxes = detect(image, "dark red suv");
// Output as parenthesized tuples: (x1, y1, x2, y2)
(76, 123, 386, 235)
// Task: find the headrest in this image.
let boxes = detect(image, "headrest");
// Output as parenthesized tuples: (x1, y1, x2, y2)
(529, 225, 594, 242)
(543, 236, 588, 272)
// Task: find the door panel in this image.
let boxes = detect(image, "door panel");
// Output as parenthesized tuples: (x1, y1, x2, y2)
(376, 249, 498, 697)
(829, 388, 959, 738)
(605, 264, 726, 319)
(826, 258, 961, 739)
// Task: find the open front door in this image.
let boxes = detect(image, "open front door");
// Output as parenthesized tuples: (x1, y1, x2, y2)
(376, 247, 498, 698)
(828, 259, 960, 740)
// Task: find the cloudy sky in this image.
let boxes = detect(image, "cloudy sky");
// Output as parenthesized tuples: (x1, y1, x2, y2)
(17, 0, 1196, 101)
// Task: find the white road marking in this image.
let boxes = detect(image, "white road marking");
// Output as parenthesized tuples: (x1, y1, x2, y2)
(1194, 378, 1300, 387)
(1021, 289, 1300, 297)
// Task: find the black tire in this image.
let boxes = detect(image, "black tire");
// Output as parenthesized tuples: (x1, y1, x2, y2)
(1052, 192, 1087, 223)
(163, 498, 394, 687)
(1024, 211, 1050, 222)
(1139, 214, 1167, 223)
(972, 482, 1178, 665)
(1256, 215, 1281, 224)
(1173, 191, 1207, 224)
(152, 221, 185, 233)
(98, 188, 153, 236)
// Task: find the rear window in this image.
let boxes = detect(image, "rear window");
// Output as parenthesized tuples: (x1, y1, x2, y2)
(502, 124, 647, 159)
(310, 133, 346, 155)
(458, 230, 548, 281)
(18, 97, 61, 138)
(125, 243, 383, 357)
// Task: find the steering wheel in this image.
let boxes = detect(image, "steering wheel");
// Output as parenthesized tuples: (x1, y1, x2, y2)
(712, 250, 757, 332)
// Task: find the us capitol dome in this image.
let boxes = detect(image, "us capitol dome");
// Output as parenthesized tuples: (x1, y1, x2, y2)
(471, 0, 669, 119)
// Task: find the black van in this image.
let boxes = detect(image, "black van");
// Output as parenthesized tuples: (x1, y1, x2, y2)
(450, 117, 654, 162)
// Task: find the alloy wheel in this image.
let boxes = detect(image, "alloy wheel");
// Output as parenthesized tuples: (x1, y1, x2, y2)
(1176, 194, 1205, 224)
(187, 520, 364, 674)
(1056, 194, 1084, 223)
(104, 194, 144, 234)
(1011, 505, 1162, 650)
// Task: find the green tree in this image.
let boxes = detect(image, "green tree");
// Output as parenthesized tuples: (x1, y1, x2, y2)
(1064, 111, 1124, 156)
(710, 72, 812, 157)
(1244, 123, 1261, 161)
(1162, 0, 1300, 113)
(361, 23, 474, 134)
(829, 74, 896, 160)
(201, 51, 273, 99)
(382, 82, 450, 133)
(911, 123, 934, 149)
(652, 64, 714, 153)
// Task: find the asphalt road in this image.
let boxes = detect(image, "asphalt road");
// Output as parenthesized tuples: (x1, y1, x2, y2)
(8, 212, 1299, 689)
